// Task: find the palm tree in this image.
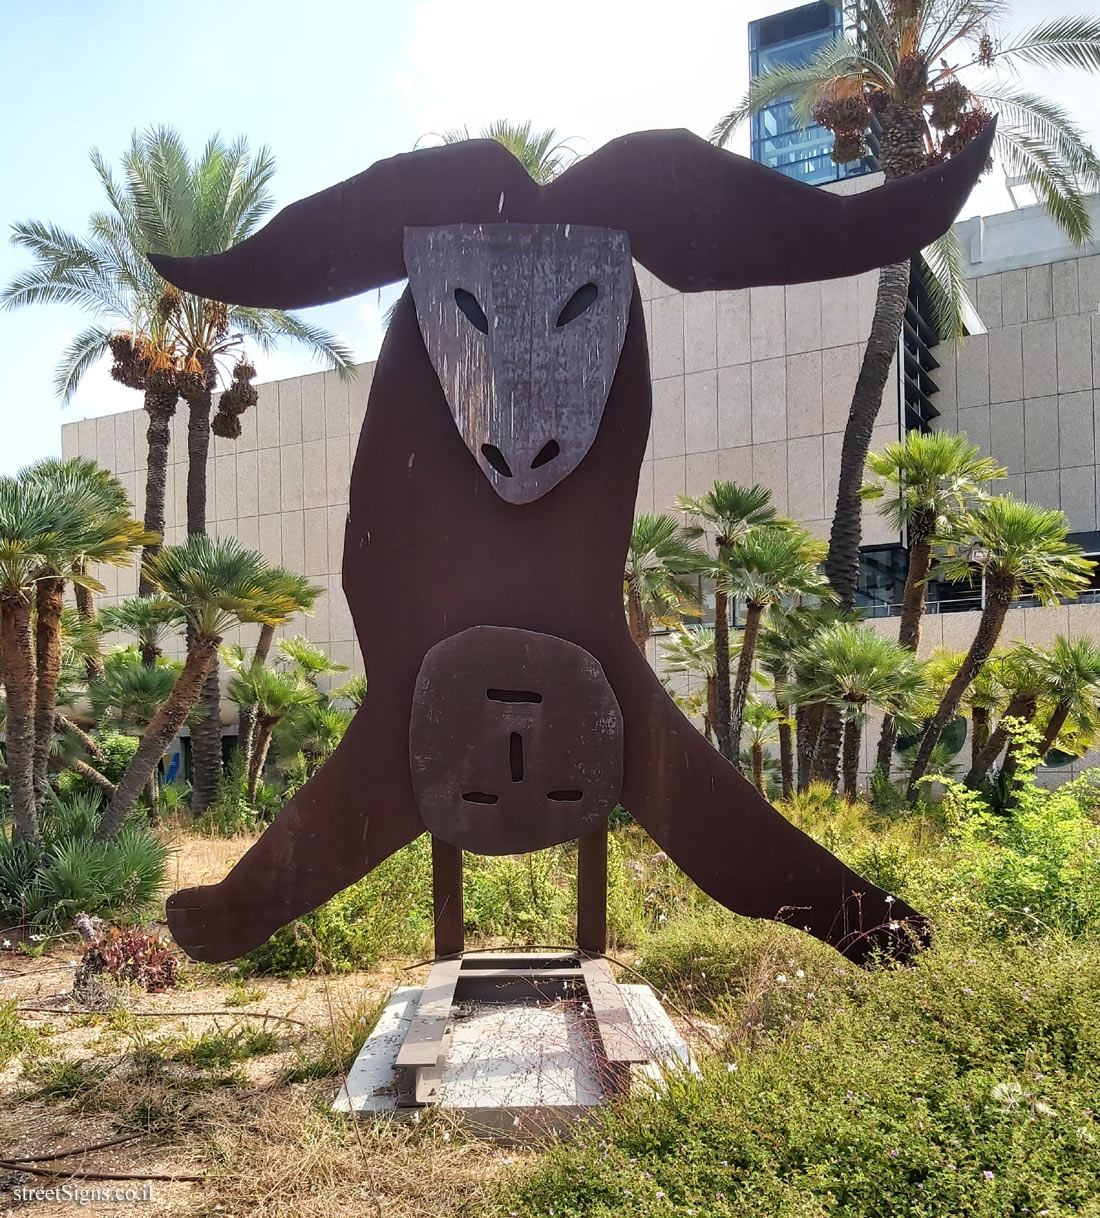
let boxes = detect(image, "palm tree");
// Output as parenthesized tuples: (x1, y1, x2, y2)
(274, 701, 354, 782)
(227, 662, 318, 805)
(742, 697, 785, 797)
(1034, 636, 1100, 761)
(276, 635, 348, 687)
(961, 647, 1004, 766)
(660, 624, 718, 741)
(724, 525, 830, 769)
(234, 570, 322, 772)
(436, 120, 579, 183)
(715, 4, 1100, 612)
(795, 623, 928, 801)
(98, 596, 185, 668)
(862, 431, 1005, 771)
(3, 128, 355, 563)
(624, 514, 701, 651)
(907, 497, 1093, 795)
(757, 609, 807, 798)
(963, 643, 1046, 786)
(677, 482, 782, 760)
(95, 536, 299, 840)
(19, 459, 152, 803)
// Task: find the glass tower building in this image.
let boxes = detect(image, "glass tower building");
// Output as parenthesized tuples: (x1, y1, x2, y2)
(748, 2, 874, 184)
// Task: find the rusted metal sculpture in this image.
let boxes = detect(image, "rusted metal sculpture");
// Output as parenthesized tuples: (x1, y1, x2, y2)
(154, 124, 994, 968)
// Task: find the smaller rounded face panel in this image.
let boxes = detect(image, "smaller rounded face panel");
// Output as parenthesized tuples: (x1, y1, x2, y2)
(403, 224, 634, 504)
(409, 626, 624, 854)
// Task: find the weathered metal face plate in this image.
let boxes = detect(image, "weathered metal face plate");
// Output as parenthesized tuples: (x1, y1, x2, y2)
(403, 224, 633, 504)
(409, 626, 623, 854)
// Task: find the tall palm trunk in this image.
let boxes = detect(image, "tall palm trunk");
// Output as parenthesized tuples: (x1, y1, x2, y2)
(776, 696, 794, 799)
(139, 386, 178, 597)
(842, 716, 862, 802)
(713, 588, 733, 760)
(998, 697, 1039, 792)
(813, 708, 843, 791)
(32, 575, 65, 802)
(97, 634, 219, 840)
(183, 369, 222, 816)
(73, 569, 104, 682)
(729, 601, 764, 770)
(876, 531, 934, 772)
(706, 675, 718, 747)
(1, 593, 39, 845)
(824, 260, 911, 608)
(626, 585, 649, 652)
(909, 575, 1014, 797)
(965, 694, 1032, 787)
(751, 741, 766, 796)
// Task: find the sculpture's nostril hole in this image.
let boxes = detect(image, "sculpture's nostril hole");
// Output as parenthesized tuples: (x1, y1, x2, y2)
(548, 790, 583, 802)
(481, 444, 513, 478)
(462, 792, 498, 804)
(531, 440, 560, 469)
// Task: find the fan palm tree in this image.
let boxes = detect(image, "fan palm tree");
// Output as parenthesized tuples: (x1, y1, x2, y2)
(742, 696, 785, 797)
(715, 3, 1100, 612)
(1034, 636, 1100, 761)
(274, 701, 354, 781)
(660, 624, 718, 741)
(330, 674, 368, 709)
(276, 635, 348, 687)
(95, 536, 299, 839)
(961, 646, 1005, 765)
(963, 643, 1046, 786)
(234, 569, 323, 771)
(677, 482, 782, 760)
(795, 623, 928, 801)
(907, 497, 1093, 795)
(862, 431, 1005, 771)
(19, 459, 153, 803)
(98, 595, 185, 668)
(624, 514, 701, 651)
(723, 525, 831, 769)
(227, 662, 319, 805)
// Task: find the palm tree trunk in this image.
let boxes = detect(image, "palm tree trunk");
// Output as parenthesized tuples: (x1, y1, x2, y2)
(842, 716, 862, 802)
(797, 703, 821, 791)
(824, 260, 911, 609)
(239, 623, 277, 769)
(1038, 701, 1071, 760)
(96, 634, 219, 840)
(706, 675, 718, 747)
(971, 706, 990, 766)
(776, 697, 794, 799)
(876, 533, 934, 772)
(751, 741, 766, 797)
(729, 601, 763, 770)
(908, 576, 1014, 797)
(73, 571, 104, 682)
(139, 388, 178, 597)
(1, 594, 39, 845)
(190, 656, 222, 816)
(713, 588, 732, 760)
(813, 707, 843, 791)
(965, 694, 1032, 787)
(32, 576, 65, 803)
(247, 721, 273, 806)
(626, 586, 649, 652)
(54, 713, 106, 761)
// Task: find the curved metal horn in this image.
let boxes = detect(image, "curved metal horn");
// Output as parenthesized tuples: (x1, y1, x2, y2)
(148, 140, 539, 309)
(548, 120, 996, 291)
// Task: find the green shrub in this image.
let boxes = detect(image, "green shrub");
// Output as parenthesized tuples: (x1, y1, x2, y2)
(0, 997, 50, 1068)
(498, 937, 1100, 1217)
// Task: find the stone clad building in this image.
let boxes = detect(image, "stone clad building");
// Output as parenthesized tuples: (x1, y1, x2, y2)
(63, 191, 1100, 778)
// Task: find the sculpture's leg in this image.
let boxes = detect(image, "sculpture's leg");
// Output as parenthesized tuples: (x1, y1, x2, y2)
(167, 688, 423, 962)
(606, 638, 927, 965)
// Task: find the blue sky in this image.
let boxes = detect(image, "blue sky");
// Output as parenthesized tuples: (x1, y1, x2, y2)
(2, 0, 1097, 475)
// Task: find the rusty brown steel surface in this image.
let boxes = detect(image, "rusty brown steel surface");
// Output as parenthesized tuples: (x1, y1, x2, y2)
(158, 125, 994, 966)
(431, 837, 465, 959)
(404, 224, 632, 504)
(410, 627, 623, 855)
(577, 826, 608, 956)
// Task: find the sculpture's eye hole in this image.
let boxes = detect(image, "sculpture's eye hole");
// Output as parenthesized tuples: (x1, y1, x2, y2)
(556, 282, 598, 327)
(454, 287, 489, 334)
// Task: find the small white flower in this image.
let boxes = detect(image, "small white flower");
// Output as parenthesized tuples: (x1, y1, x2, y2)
(889, 921, 900, 930)
(1023, 906, 1030, 913)
(885, 895, 895, 904)
(795, 969, 804, 979)
(2, 939, 10, 949)
(776, 973, 787, 983)
(727, 1062, 738, 1072)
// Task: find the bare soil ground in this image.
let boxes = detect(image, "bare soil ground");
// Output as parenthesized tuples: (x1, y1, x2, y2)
(0, 834, 529, 1217)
